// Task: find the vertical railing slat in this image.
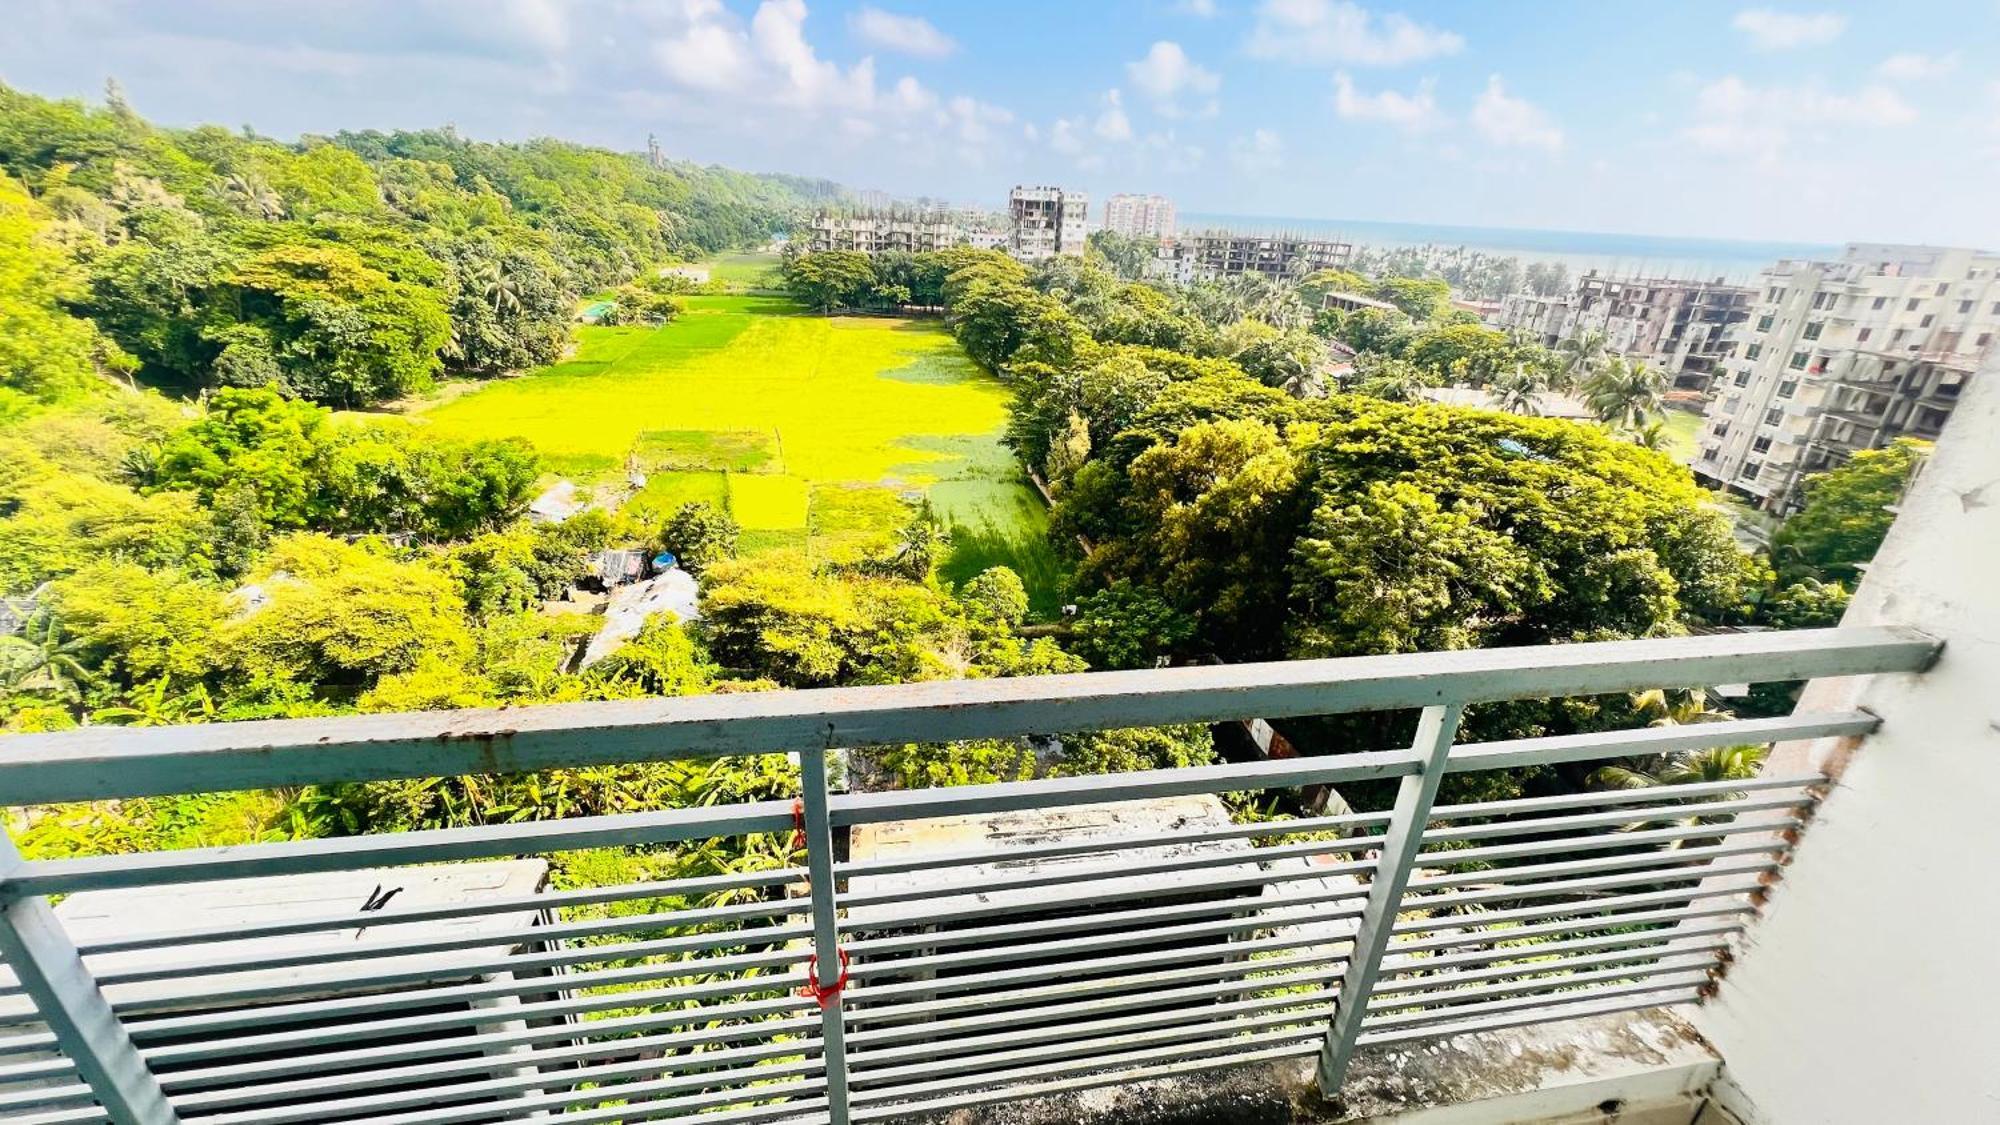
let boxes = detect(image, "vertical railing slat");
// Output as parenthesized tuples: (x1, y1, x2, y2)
(798, 748, 851, 1123)
(1317, 702, 1465, 1096)
(0, 835, 178, 1125)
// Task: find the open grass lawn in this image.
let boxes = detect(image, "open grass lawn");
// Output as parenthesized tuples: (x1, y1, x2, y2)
(419, 295, 1064, 613)
(705, 251, 784, 292)
(1661, 409, 1703, 464)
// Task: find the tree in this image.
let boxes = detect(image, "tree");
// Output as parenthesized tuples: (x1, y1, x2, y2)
(783, 250, 876, 313)
(0, 178, 115, 405)
(960, 567, 1028, 627)
(1065, 581, 1196, 670)
(1491, 366, 1547, 415)
(1770, 439, 1925, 585)
(1553, 329, 1609, 391)
(1762, 577, 1851, 628)
(1593, 745, 1765, 790)
(1372, 275, 1452, 321)
(659, 501, 739, 576)
(1581, 357, 1666, 429)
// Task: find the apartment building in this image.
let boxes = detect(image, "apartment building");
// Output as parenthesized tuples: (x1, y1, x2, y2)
(1144, 230, 1354, 284)
(1102, 193, 1177, 239)
(805, 211, 957, 255)
(1008, 185, 1088, 260)
(1497, 272, 1754, 392)
(1694, 243, 2000, 511)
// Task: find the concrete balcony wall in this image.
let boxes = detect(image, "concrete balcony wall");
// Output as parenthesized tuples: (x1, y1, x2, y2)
(1692, 361, 2000, 1121)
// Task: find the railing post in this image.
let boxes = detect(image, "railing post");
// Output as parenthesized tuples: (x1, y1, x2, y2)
(0, 834, 177, 1124)
(798, 747, 851, 1123)
(1317, 702, 1464, 1097)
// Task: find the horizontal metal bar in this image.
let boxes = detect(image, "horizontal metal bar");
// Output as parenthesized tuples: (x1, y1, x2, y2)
(1419, 794, 1811, 846)
(335, 1068, 830, 1125)
(1423, 774, 1828, 822)
(1391, 882, 1762, 936)
(1381, 921, 1748, 977)
(1369, 959, 1720, 1014)
(1401, 858, 1779, 914)
(1412, 815, 1803, 869)
(1364, 973, 1712, 1032)
(1444, 711, 1878, 773)
(0, 1055, 76, 1083)
(78, 867, 801, 955)
(160, 1003, 818, 1092)
(1387, 904, 1754, 959)
(6, 802, 791, 898)
(0, 1082, 95, 1112)
(1407, 838, 1793, 891)
(1374, 940, 1729, 995)
(8, 1108, 110, 1125)
(1354, 988, 1703, 1048)
(538, 1091, 832, 1125)
(0, 628, 1929, 805)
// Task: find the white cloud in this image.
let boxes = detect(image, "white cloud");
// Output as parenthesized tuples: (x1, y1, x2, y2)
(1246, 0, 1463, 66)
(1229, 127, 1284, 172)
(848, 6, 956, 59)
(1331, 71, 1441, 132)
(1470, 76, 1562, 152)
(1876, 51, 1959, 81)
(1050, 118, 1088, 155)
(1178, 0, 1220, 15)
(1094, 88, 1134, 141)
(1125, 41, 1221, 112)
(1681, 76, 1918, 155)
(1731, 9, 1846, 50)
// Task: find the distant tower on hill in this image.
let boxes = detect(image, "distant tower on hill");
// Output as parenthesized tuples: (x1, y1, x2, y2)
(647, 134, 665, 169)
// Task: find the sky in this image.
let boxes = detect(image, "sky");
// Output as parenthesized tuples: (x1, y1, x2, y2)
(3, 0, 1997, 247)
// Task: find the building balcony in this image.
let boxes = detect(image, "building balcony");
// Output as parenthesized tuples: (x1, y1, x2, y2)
(2, 378, 1997, 1125)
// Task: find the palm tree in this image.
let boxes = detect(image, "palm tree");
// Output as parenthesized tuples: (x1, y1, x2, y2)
(1627, 420, 1670, 451)
(1553, 329, 1609, 391)
(480, 258, 523, 316)
(220, 171, 285, 220)
(0, 609, 95, 702)
(91, 679, 215, 727)
(1490, 365, 1546, 415)
(1592, 745, 1766, 790)
(1582, 357, 1667, 430)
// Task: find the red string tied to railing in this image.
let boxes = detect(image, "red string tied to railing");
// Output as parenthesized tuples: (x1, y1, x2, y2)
(801, 947, 851, 1009)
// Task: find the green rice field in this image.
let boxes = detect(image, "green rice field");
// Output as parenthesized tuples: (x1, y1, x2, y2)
(417, 294, 1063, 614)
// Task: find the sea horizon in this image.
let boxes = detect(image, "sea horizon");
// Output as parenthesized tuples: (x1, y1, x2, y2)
(1174, 211, 1843, 284)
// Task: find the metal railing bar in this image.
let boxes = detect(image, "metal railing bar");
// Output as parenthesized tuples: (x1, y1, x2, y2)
(77, 868, 804, 955)
(849, 1006, 1334, 1087)
(0, 1054, 74, 1083)
(845, 946, 1351, 1022)
(1363, 973, 1713, 1033)
(138, 966, 810, 1062)
(0, 1082, 96, 1112)
(843, 882, 1369, 960)
(1386, 903, 1754, 958)
(845, 1040, 1322, 1123)
(121, 943, 810, 1027)
(1410, 815, 1805, 869)
(114, 936, 808, 1016)
(1400, 858, 1779, 912)
(1367, 959, 1719, 1015)
(1422, 774, 1828, 822)
(9, 1108, 110, 1125)
(831, 749, 1424, 829)
(186, 1038, 825, 1125)
(545, 1093, 834, 1125)
(333, 1065, 829, 1125)
(1406, 838, 1792, 890)
(837, 835, 1379, 910)
(835, 808, 1392, 879)
(1417, 794, 1812, 846)
(845, 1025, 1323, 1108)
(1373, 940, 1728, 994)
(836, 854, 1381, 934)
(0, 1029, 57, 1055)
(4, 803, 792, 899)
(1390, 882, 1763, 936)
(93, 913, 812, 987)
(1442, 711, 1878, 773)
(158, 1005, 820, 1092)
(0, 627, 1930, 804)
(1354, 988, 1705, 1048)
(847, 991, 1336, 1072)
(170, 1027, 824, 1113)
(1379, 922, 1747, 977)
(846, 907, 1358, 984)
(845, 972, 1337, 1051)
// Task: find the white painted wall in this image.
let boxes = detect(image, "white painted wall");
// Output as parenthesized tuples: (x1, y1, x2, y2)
(1693, 363, 2000, 1121)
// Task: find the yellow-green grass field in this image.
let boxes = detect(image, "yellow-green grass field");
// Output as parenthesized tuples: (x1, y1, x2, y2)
(1661, 408, 1703, 464)
(417, 295, 1065, 613)
(704, 251, 784, 293)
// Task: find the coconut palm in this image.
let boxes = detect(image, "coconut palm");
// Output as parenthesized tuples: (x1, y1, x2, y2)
(220, 171, 285, 220)
(480, 258, 523, 316)
(1490, 365, 1546, 415)
(1592, 745, 1766, 790)
(1553, 329, 1610, 391)
(1582, 357, 1667, 430)
(1627, 420, 1670, 451)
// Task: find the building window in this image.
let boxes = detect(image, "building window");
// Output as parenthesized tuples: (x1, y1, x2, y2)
(1734, 370, 1751, 387)
(1757, 314, 1775, 331)
(1746, 343, 1763, 359)
(1906, 298, 1921, 311)
(1743, 461, 1762, 480)
(1936, 282, 1949, 296)
(1979, 333, 1993, 348)
(1789, 351, 1809, 369)
(1803, 321, 1823, 340)
(1858, 327, 1872, 342)
(1712, 421, 1730, 437)
(1871, 296, 1888, 310)
(1777, 380, 1798, 398)
(1752, 435, 1772, 454)
(1811, 292, 1828, 309)
(1960, 300, 1975, 314)
(1764, 407, 1784, 426)
(1921, 314, 1934, 328)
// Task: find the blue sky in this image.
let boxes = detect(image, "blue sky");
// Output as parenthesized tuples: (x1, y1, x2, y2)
(4, 1, 1996, 245)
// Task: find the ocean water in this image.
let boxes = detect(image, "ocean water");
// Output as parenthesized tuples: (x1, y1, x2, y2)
(1178, 212, 1840, 283)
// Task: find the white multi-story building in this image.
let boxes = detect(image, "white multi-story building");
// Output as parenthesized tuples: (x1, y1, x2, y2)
(1694, 243, 2000, 511)
(1102, 193, 1177, 239)
(806, 211, 957, 254)
(1496, 272, 1754, 392)
(1144, 231, 1354, 284)
(1008, 186, 1088, 261)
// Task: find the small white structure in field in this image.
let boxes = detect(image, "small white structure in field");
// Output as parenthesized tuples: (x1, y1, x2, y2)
(659, 265, 711, 284)
(579, 569, 701, 667)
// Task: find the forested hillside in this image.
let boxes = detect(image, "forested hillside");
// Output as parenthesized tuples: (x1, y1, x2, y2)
(0, 81, 832, 408)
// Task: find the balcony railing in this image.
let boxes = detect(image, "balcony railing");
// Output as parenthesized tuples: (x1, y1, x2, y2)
(0, 627, 1938, 1125)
